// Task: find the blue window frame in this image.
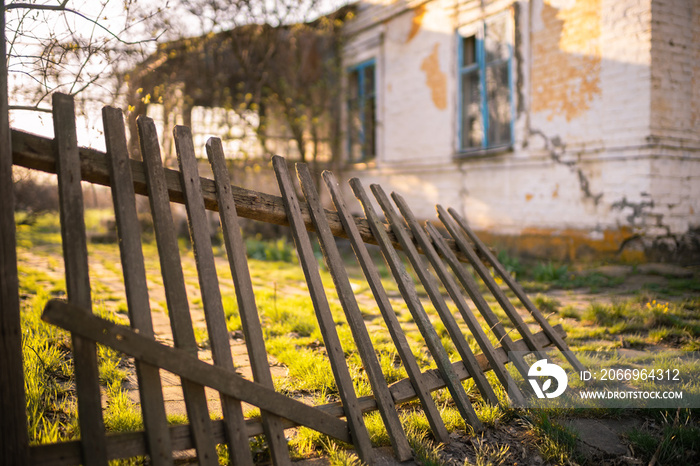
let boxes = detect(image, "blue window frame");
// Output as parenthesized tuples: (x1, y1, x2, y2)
(347, 59, 376, 162)
(458, 16, 513, 152)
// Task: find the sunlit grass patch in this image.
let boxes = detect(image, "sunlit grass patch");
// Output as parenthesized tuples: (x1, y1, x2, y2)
(18, 264, 66, 296)
(475, 403, 505, 428)
(559, 305, 580, 320)
(289, 426, 331, 459)
(267, 339, 336, 393)
(104, 382, 142, 432)
(465, 435, 511, 466)
(324, 440, 364, 466)
(245, 235, 296, 263)
(404, 421, 445, 466)
(363, 411, 390, 447)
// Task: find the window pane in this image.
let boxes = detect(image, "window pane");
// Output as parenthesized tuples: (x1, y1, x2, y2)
(364, 65, 375, 97)
(485, 18, 509, 63)
(462, 36, 476, 67)
(347, 64, 376, 162)
(363, 95, 376, 159)
(348, 70, 359, 100)
(461, 69, 483, 149)
(486, 62, 511, 146)
(348, 98, 362, 161)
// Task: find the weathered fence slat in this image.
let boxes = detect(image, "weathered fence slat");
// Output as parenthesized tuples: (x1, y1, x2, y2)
(102, 106, 174, 465)
(272, 156, 375, 464)
(423, 220, 532, 380)
(423, 221, 527, 401)
(390, 193, 525, 404)
(206, 138, 291, 465)
(387, 191, 500, 406)
(41, 299, 352, 443)
(137, 116, 219, 466)
(173, 127, 255, 466)
(0, 6, 29, 463)
(446, 207, 586, 373)
(52, 93, 108, 466)
(350, 178, 482, 430)
(322, 171, 450, 444)
(436, 206, 548, 360)
(296, 164, 412, 462)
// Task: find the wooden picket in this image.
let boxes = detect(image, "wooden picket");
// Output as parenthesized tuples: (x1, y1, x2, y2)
(103, 106, 173, 465)
(53, 94, 108, 466)
(0, 93, 585, 465)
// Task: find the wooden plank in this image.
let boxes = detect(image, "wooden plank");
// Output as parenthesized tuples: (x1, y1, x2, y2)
(0, 3, 29, 462)
(28, 324, 566, 466)
(322, 171, 450, 444)
(436, 206, 548, 360)
(446, 208, 586, 373)
(390, 192, 523, 403)
(272, 156, 374, 464)
(206, 138, 290, 465)
(422, 222, 526, 405)
(296, 164, 412, 462)
(423, 220, 532, 380)
(136, 116, 218, 466)
(10, 128, 485, 264)
(173, 127, 254, 466)
(387, 192, 499, 406)
(52, 93, 108, 466)
(41, 299, 351, 443)
(102, 106, 173, 466)
(349, 178, 482, 431)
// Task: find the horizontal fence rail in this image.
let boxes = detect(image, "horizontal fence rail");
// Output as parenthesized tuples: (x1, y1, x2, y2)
(10, 128, 481, 264)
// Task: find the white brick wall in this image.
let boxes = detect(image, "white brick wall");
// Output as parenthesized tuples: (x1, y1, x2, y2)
(339, 0, 700, 259)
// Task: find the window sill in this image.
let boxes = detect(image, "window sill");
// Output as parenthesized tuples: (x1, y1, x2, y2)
(454, 144, 513, 160)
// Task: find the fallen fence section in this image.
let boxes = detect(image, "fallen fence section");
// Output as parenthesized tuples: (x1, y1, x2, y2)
(1, 94, 585, 465)
(35, 297, 566, 465)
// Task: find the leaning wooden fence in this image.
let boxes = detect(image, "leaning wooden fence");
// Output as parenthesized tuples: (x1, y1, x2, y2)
(2, 93, 583, 465)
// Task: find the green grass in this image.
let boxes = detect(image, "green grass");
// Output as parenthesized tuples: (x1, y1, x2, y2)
(532, 294, 561, 315)
(523, 260, 625, 292)
(245, 235, 296, 263)
(22, 290, 77, 444)
(15, 210, 700, 464)
(465, 436, 511, 466)
(405, 422, 445, 466)
(527, 412, 581, 464)
(627, 410, 700, 465)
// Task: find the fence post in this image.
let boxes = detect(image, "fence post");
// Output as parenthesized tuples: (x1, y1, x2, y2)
(0, 1, 30, 464)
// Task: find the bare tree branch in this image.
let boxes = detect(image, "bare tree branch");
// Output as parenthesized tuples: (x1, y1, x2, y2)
(9, 104, 52, 112)
(5, 1, 69, 12)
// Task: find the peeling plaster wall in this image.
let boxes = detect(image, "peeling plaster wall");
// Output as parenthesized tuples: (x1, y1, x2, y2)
(380, 0, 455, 165)
(341, 0, 700, 262)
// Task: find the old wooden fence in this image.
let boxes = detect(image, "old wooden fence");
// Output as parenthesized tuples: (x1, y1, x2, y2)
(1, 93, 583, 465)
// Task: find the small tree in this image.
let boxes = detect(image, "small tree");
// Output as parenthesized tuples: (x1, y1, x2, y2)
(125, 2, 354, 167)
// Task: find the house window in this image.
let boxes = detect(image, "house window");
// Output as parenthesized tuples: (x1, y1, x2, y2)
(459, 16, 513, 152)
(347, 60, 376, 162)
